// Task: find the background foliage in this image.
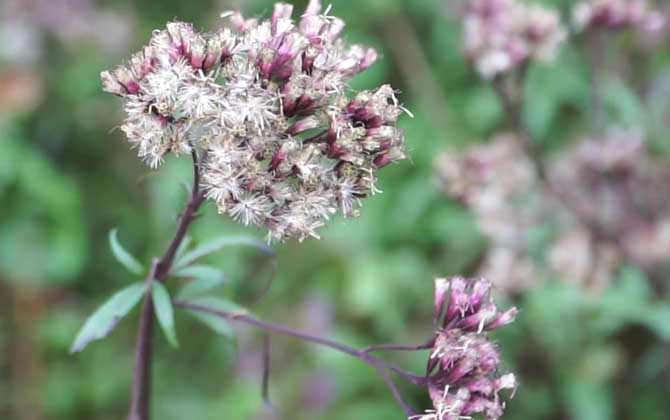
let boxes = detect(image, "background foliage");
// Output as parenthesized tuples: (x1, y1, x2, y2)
(1, 0, 668, 419)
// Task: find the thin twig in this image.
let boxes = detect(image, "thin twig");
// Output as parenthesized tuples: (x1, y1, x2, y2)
(261, 334, 275, 411)
(174, 300, 426, 415)
(363, 338, 435, 354)
(381, 14, 456, 139)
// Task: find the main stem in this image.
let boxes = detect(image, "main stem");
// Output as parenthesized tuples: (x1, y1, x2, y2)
(128, 151, 206, 420)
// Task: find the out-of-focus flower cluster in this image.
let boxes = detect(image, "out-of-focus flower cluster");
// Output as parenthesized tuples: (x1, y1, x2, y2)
(573, 0, 666, 32)
(436, 133, 670, 293)
(462, 0, 567, 79)
(436, 134, 545, 292)
(412, 277, 517, 420)
(101, 0, 408, 242)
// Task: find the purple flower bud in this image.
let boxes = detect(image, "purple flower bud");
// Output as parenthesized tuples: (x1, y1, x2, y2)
(469, 278, 492, 311)
(101, 67, 140, 96)
(287, 116, 321, 135)
(467, 377, 495, 396)
(462, 395, 504, 419)
(373, 154, 393, 168)
(337, 46, 379, 76)
(444, 277, 469, 326)
(189, 38, 206, 69)
(100, 70, 127, 96)
(485, 307, 519, 331)
(457, 301, 498, 332)
(420, 276, 517, 420)
(434, 277, 450, 323)
(495, 373, 517, 394)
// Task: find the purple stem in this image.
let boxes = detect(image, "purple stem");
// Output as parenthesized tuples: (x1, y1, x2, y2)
(363, 338, 435, 354)
(174, 300, 426, 416)
(127, 150, 206, 420)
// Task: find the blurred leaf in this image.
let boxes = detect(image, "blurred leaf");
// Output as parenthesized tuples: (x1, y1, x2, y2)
(0, 128, 87, 284)
(175, 236, 193, 262)
(70, 282, 146, 353)
(594, 267, 670, 339)
(176, 268, 228, 300)
(174, 265, 227, 283)
(182, 296, 244, 339)
(186, 311, 235, 339)
(564, 379, 613, 420)
(175, 235, 274, 269)
(523, 47, 590, 140)
(463, 85, 503, 134)
(109, 229, 144, 275)
(603, 78, 644, 128)
(152, 282, 178, 347)
(184, 296, 249, 316)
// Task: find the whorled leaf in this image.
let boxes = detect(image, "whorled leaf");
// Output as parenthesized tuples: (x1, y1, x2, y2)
(70, 282, 146, 353)
(176, 268, 228, 300)
(109, 229, 144, 275)
(152, 281, 178, 347)
(186, 310, 235, 338)
(174, 235, 274, 271)
(181, 296, 249, 339)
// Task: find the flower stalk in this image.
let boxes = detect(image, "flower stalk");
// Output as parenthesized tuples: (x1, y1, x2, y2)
(127, 150, 205, 420)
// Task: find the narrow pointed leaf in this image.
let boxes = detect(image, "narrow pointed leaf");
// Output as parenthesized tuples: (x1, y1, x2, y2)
(174, 236, 275, 270)
(70, 282, 146, 353)
(174, 236, 193, 262)
(185, 296, 249, 316)
(174, 265, 227, 283)
(177, 274, 228, 301)
(186, 310, 235, 338)
(109, 229, 144, 275)
(152, 282, 178, 347)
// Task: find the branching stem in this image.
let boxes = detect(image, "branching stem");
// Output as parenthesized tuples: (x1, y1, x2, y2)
(174, 299, 429, 416)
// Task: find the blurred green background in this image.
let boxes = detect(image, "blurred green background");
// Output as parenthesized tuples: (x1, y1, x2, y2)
(1, 0, 669, 419)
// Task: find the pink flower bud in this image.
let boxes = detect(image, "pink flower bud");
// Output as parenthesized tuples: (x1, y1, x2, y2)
(486, 307, 519, 331)
(434, 277, 450, 323)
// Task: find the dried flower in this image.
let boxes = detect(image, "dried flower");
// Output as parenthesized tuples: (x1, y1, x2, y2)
(101, 0, 408, 242)
(462, 0, 567, 79)
(573, 0, 666, 32)
(412, 277, 517, 420)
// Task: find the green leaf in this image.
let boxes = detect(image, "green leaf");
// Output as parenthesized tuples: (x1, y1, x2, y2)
(174, 236, 192, 262)
(186, 310, 235, 338)
(174, 265, 227, 283)
(174, 236, 274, 270)
(109, 229, 144, 275)
(151, 282, 178, 347)
(186, 296, 249, 316)
(70, 282, 146, 353)
(176, 268, 228, 300)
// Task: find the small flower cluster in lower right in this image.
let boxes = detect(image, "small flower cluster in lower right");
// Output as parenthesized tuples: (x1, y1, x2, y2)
(412, 277, 518, 420)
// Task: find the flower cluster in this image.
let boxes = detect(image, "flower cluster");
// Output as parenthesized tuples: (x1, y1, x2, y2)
(573, 0, 666, 32)
(436, 135, 541, 292)
(412, 277, 517, 420)
(437, 133, 670, 292)
(101, 0, 408, 242)
(550, 134, 670, 277)
(463, 0, 567, 79)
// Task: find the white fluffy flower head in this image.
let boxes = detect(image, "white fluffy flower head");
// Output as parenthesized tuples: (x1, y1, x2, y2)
(101, 0, 409, 242)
